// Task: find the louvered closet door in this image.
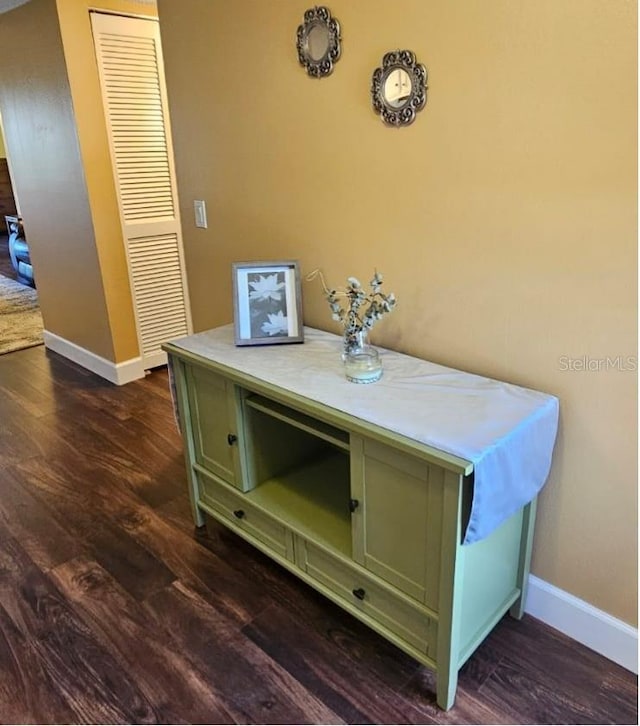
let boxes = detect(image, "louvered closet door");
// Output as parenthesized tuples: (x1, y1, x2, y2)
(91, 11, 192, 370)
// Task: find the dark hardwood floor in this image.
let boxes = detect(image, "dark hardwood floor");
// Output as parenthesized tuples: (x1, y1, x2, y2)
(0, 345, 636, 725)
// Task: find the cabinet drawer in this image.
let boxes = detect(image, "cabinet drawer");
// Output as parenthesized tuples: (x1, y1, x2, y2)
(298, 539, 436, 657)
(197, 470, 293, 561)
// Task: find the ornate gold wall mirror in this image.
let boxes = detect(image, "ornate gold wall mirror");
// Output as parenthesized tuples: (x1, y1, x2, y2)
(296, 6, 342, 78)
(371, 50, 427, 126)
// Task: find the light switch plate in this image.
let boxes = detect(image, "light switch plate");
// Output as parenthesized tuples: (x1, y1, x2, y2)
(194, 199, 207, 228)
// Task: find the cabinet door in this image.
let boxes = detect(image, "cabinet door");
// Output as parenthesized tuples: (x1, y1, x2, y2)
(186, 365, 244, 488)
(351, 436, 444, 610)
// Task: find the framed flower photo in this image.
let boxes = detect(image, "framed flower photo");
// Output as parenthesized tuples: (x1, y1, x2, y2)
(232, 260, 304, 346)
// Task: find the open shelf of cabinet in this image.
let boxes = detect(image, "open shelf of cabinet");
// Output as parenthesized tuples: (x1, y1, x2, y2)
(244, 450, 352, 556)
(245, 394, 350, 452)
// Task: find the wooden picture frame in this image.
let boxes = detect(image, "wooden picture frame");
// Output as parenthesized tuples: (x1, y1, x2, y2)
(232, 260, 304, 346)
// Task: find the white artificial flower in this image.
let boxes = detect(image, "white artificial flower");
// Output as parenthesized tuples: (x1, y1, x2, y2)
(249, 274, 285, 301)
(261, 311, 288, 336)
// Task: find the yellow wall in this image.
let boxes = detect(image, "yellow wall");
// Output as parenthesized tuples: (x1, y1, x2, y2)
(0, 0, 158, 364)
(0, 0, 115, 359)
(0, 121, 5, 158)
(158, 0, 637, 624)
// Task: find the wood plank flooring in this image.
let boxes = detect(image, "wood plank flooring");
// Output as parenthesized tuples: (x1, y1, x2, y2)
(0, 345, 636, 724)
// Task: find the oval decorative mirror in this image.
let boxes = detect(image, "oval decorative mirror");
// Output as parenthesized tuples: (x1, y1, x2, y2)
(371, 50, 427, 127)
(296, 6, 342, 78)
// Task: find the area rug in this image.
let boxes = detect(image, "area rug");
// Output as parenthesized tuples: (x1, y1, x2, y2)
(0, 273, 44, 355)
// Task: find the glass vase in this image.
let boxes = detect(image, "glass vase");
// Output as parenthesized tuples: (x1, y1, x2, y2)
(343, 330, 383, 384)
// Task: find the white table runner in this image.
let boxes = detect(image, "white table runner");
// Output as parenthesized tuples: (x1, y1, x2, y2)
(170, 325, 559, 545)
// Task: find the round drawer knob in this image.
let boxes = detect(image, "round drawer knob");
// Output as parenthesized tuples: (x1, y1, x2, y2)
(352, 587, 366, 601)
(233, 509, 245, 519)
(227, 433, 238, 446)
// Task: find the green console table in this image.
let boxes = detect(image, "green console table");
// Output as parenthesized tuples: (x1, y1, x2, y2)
(164, 325, 558, 710)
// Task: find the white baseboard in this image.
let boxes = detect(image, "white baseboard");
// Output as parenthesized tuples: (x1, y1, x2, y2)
(43, 330, 145, 385)
(525, 574, 638, 674)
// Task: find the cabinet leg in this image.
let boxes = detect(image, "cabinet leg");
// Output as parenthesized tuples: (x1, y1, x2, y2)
(192, 505, 206, 528)
(435, 471, 465, 711)
(509, 497, 537, 620)
(436, 668, 458, 711)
